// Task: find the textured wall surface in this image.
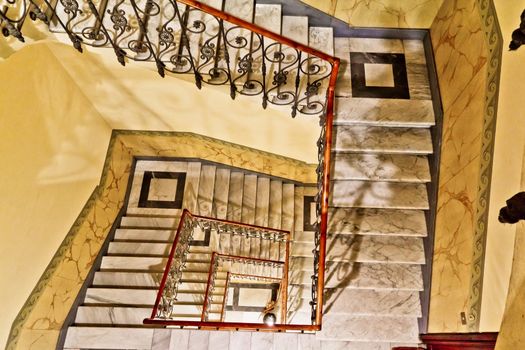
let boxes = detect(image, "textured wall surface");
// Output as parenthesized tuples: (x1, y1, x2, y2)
(301, 0, 444, 28)
(428, 0, 488, 332)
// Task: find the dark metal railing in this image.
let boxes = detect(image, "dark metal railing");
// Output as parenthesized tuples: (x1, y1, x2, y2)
(1, 0, 340, 329)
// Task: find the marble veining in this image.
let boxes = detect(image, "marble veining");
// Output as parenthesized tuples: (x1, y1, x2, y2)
(309, 27, 334, 55)
(290, 259, 423, 290)
(331, 153, 431, 182)
(428, 0, 489, 333)
(318, 314, 419, 342)
(84, 288, 157, 305)
(333, 125, 433, 154)
(254, 4, 281, 34)
(330, 180, 429, 209)
(293, 235, 425, 264)
(335, 98, 435, 127)
(327, 207, 427, 236)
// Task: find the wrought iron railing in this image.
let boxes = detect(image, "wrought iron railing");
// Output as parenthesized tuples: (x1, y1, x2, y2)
(201, 254, 286, 323)
(1, 0, 340, 329)
(146, 209, 292, 328)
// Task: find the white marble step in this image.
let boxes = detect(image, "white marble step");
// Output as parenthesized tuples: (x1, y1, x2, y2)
(330, 180, 429, 210)
(254, 4, 282, 35)
(84, 288, 157, 306)
(335, 98, 435, 128)
(114, 228, 176, 242)
(100, 256, 211, 271)
(309, 27, 334, 56)
(64, 327, 155, 349)
(318, 314, 419, 343)
(281, 16, 309, 45)
(120, 216, 180, 229)
(224, 0, 254, 22)
(327, 208, 427, 237)
(84, 282, 227, 305)
(289, 260, 423, 290)
(197, 164, 217, 217)
(93, 271, 227, 289)
(292, 235, 425, 264)
(333, 126, 433, 154)
(107, 242, 173, 256)
(64, 327, 324, 350)
(75, 305, 222, 325)
(331, 153, 430, 183)
(289, 289, 421, 317)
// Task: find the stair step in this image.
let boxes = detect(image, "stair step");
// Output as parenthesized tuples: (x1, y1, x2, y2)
(197, 164, 217, 217)
(120, 216, 180, 229)
(292, 235, 425, 264)
(290, 289, 421, 317)
(114, 228, 176, 242)
(330, 181, 429, 210)
(289, 260, 423, 290)
(84, 280, 227, 305)
(75, 306, 220, 325)
(333, 126, 433, 154)
(327, 208, 427, 236)
(332, 153, 430, 183)
(309, 27, 334, 56)
(92, 272, 225, 288)
(254, 4, 282, 34)
(64, 327, 155, 349)
(84, 288, 157, 306)
(224, 0, 254, 22)
(281, 16, 309, 45)
(213, 167, 231, 220)
(318, 314, 419, 343)
(107, 242, 172, 256)
(335, 98, 434, 127)
(100, 256, 212, 272)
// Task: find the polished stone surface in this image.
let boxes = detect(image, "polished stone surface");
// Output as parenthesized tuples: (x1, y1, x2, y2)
(331, 153, 430, 182)
(327, 208, 427, 236)
(330, 180, 429, 209)
(335, 98, 435, 127)
(333, 125, 433, 154)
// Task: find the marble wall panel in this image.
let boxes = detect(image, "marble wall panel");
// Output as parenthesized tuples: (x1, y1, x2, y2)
(8, 131, 316, 350)
(301, 0, 444, 29)
(428, 0, 488, 332)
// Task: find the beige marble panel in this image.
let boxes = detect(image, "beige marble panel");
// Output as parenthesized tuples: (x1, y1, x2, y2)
(428, 0, 488, 332)
(301, 0, 444, 29)
(9, 131, 317, 350)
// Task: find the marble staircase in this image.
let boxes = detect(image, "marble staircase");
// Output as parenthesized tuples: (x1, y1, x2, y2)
(60, 0, 437, 349)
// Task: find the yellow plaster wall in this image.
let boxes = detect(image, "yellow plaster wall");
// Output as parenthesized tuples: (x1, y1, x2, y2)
(301, 0, 444, 28)
(479, 0, 525, 332)
(0, 44, 112, 348)
(494, 144, 525, 348)
(428, 0, 488, 332)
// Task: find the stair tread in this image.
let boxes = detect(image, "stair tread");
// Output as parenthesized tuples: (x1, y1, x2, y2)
(120, 216, 180, 229)
(281, 16, 309, 45)
(309, 27, 334, 56)
(254, 4, 282, 34)
(318, 314, 419, 343)
(76, 305, 223, 326)
(331, 153, 431, 183)
(330, 181, 429, 210)
(289, 259, 423, 290)
(292, 235, 425, 264)
(93, 271, 222, 287)
(224, 0, 254, 22)
(333, 125, 433, 154)
(290, 289, 421, 317)
(327, 208, 427, 236)
(64, 327, 155, 349)
(335, 98, 434, 127)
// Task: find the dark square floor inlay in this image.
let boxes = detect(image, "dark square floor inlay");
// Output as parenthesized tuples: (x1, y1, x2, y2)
(138, 171, 186, 209)
(350, 52, 410, 99)
(303, 196, 316, 232)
